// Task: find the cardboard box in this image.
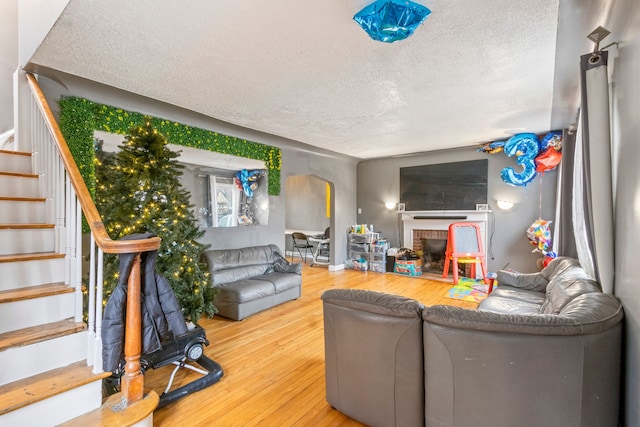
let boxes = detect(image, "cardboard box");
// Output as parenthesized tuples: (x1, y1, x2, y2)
(394, 259, 422, 276)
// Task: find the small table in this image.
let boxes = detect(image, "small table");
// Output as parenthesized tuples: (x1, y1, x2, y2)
(308, 236, 330, 266)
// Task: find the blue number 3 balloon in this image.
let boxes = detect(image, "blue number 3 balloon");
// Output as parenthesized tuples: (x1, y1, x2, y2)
(500, 133, 540, 187)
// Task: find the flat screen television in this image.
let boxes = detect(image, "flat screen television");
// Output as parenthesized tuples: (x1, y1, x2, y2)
(400, 159, 488, 211)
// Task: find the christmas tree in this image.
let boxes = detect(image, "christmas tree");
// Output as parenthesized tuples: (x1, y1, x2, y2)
(94, 120, 216, 321)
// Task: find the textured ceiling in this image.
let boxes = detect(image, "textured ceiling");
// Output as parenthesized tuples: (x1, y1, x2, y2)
(28, 0, 610, 159)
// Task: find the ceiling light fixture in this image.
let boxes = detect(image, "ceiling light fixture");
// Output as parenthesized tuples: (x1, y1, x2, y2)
(385, 202, 397, 210)
(354, 0, 431, 43)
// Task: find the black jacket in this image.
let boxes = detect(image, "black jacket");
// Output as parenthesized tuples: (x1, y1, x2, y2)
(102, 233, 188, 374)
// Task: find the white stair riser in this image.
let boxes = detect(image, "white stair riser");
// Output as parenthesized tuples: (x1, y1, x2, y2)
(0, 293, 75, 334)
(0, 257, 65, 291)
(0, 379, 102, 427)
(0, 228, 54, 255)
(0, 153, 32, 174)
(0, 331, 87, 386)
(0, 174, 40, 198)
(0, 200, 46, 223)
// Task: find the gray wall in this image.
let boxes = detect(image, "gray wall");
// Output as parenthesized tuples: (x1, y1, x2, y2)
(37, 72, 358, 266)
(608, 0, 640, 424)
(357, 146, 558, 273)
(285, 175, 330, 233)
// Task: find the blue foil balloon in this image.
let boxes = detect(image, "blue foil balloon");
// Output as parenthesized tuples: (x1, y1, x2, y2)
(500, 133, 541, 187)
(354, 0, 431, 43)
(235, 169, 263, 198)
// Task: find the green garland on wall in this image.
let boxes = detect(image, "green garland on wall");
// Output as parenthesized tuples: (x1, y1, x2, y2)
(58, 96, 282, 196)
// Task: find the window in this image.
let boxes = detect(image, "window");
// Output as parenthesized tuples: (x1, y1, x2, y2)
(211, 176, 240, 227)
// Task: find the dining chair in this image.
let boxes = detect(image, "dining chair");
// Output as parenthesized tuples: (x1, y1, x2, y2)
(291, 232, 314, 264)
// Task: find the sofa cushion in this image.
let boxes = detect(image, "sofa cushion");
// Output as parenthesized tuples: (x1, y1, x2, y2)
(496, 256, 581, 292)
(478, 295, 542, 314)
(211, 264, 271, 286)
(214, 279, 275, 304)
(540, 267, 601, 314)
(206, 244, 281, 270)
(253, 272, 301, 293)
(488, 285, 546, 305)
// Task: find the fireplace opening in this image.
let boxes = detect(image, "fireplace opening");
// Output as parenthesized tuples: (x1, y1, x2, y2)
(412, 229, 471, 278)
(420, 238, 447, 273)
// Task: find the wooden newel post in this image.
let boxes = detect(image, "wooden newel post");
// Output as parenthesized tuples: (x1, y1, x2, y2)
(120, 253, 144, 404)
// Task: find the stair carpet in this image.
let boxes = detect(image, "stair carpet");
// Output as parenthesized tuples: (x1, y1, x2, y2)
(0, 150, 107, 426)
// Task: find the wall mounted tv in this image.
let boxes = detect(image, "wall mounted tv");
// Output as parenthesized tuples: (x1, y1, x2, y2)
(400, 159, 488, 211)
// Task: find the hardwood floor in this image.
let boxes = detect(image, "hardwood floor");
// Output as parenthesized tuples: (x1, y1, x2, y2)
(147, 265, 478, 426)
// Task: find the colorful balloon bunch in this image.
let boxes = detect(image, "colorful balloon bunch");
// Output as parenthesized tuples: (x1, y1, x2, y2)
(478, 131, 563, 187)
(526, 218, 557, 259)
(234, 169, 265, 198)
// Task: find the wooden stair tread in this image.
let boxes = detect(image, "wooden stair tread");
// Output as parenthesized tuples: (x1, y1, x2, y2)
(60, 390, 160, 427)
(0, 196, 46, 202)
(0, 282, 73, 303)
(0, 318, 85, 351)
(0, 150, 31, 157)
(0, 224, 54, 229)
(0, 361, 111, 416)
(0, 171, 38, 179)
(0, 252, 65, 263)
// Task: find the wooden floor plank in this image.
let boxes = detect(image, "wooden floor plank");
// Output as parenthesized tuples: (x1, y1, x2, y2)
(148, 265, 476, 426)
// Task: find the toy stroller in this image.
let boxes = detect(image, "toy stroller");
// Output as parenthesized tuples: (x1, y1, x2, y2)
(102, 233, 223, 407)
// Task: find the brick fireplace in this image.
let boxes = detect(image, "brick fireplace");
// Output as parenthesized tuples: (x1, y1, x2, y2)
(401, 210, 489, 277)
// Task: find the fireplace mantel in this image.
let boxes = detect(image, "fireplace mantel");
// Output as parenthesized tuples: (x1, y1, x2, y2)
(400, 210, 490, 256)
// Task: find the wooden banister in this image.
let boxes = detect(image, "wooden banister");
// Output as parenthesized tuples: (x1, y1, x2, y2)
(25, 74, 160, 255)
(26, 73, 157, 405)
(120, 254, 144, 403)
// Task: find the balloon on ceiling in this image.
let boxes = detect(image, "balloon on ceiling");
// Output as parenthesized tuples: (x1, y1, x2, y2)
(353, 0, 432, 43)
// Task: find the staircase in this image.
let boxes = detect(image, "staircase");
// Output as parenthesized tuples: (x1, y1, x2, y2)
(0, 71, 161, 426)
(0, 149, 109, 425)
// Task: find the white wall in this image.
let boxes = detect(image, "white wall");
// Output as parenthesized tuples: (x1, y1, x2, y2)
(608, 0, 640, 424)
(17, 0, 69, 67)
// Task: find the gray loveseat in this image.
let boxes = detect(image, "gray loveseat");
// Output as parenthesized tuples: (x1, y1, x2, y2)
(203, 244, 302, 320)
(322, 257, 623, 427)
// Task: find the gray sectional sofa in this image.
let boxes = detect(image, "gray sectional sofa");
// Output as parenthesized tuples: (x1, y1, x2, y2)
(322, 257, 624, 427)
(203, 244, 302, 320)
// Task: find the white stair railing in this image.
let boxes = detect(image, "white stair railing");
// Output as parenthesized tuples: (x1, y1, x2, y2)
(28, 82, 104, 371)
(25, 72, 160, 404)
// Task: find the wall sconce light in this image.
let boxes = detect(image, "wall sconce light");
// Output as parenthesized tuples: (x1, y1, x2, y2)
(496, 200, 514, 210)
(385, 202, 397, 210)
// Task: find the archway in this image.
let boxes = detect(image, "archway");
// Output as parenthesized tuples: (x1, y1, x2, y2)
(285, 175, 334, 265)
